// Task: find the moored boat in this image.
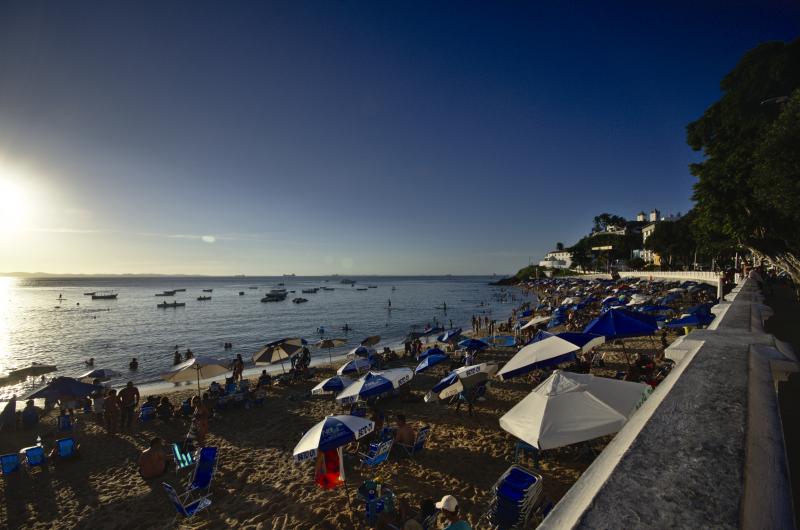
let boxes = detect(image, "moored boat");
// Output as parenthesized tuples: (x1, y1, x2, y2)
(157, 301, 186, 308)
(202, 289, 213, 292)
(92, 291, 118, 300)
(155, 290, 177, 296)
(197, 296, 212, 301)
(292, 297, 308, 303)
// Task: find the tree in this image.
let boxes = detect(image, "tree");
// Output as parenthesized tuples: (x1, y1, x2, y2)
(592, 213, 627, 233)
(687, 39, 800, 284)
(644, 216, 697, 268)
(556, 242, 565, 251)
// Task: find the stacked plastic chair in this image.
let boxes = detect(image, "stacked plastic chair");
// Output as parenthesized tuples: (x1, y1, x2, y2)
(484, 464, 544, 529)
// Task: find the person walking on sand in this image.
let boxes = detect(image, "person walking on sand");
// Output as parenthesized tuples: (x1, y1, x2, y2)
(103, 389, 121, 432)
(188, 395, 209, 445)
(119, 381, 140, 429)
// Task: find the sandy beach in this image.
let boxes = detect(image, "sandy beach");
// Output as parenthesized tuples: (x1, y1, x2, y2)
(0, 328, 668, 529)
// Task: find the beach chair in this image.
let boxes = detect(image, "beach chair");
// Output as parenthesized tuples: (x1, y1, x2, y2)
(1, 453, 20, 476)
(57, 414, 73, 432)
(162, 482, 212, 522)
(359, 439, 393, 468)
(139, 405, 156, 423)
(225, 382, 237, 394)
(180, 400, 193, 417)
(24, 446, 46, 469)
(187, 447, 217, 494)
(481, 464, 544, 529)
(172, 443, 195, 473)
(56, 438, 77, 460)
(397, 426, 430, 458)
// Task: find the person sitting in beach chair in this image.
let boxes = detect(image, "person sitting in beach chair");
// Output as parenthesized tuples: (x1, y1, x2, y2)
(156, 396, 174, 420)
(21, 400, 39, 429)
(256, 370, 272, 389)
(397, 426, 431, 458)
(138, 437, 169, 479)
(208, 381, 223, 398)
(393, 414, 415, 447)
(436, 495, 471, 529)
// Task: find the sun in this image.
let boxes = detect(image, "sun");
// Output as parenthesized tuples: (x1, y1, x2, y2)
(0, 178, 31, 235)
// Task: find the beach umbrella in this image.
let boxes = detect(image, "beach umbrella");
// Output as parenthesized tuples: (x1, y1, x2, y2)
(554, 332, 606, 354)
(520, 315, 552, 330)
(311, 375, 355, 396)
(499, 370, 651, 450)
(438, 328, 463, 342)
(315, 337, 347, 365)
(78, 368, 122, 382)
(417, 346, 445, 361)
(582, 309, 658, 339)
(496, 336, 580, 381)
(360, 335, 381, 347)
(524, 329, 554, 346)
(415, 353, 449, 373)
(425, 363, 498, 402)
(25, 377, 102, 400)
(337, 358, 372, 375)
(253, 338, 306, 373)
(293, 415, 375, 462)
(160, 356, 230, 394)
(335, 368, 414, 405)
(664, 314, 703, 329)
(348, 346, 376, 358)
(458, 338, 489, 351)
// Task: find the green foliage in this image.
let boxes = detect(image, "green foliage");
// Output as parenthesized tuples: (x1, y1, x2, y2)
(556, 242, 565, 251)
(592, 213, 627, 233)
(688, 38, 800, 279)
(628, 257, 645, 270)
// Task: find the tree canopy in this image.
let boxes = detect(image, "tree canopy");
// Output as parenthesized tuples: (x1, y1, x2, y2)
(592, 213, 627, 233)
(687, 38, 800, 282)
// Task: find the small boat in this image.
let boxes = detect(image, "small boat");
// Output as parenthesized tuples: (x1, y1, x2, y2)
(83, 292, 96, 296)
(367, 285, 378, 289)
(157, 301, 186, 308)
(277, 282, 285, 286)
(202, 289, 213, 292)
(239, 292, 245, 296)
(321, 286, 335, 291)
(197, 296, 212, 301)
(392, 286, 396, 291)
(174, 288, 186, 292)
(340, 279, 356, 285)
(301, 288, 319, 294)
(155, 290, 177, 296)
(356, 287, 368, 291)
(261, 289, 288, 302)
(292, 297, 308, 304)
(92, 291, 118, 300)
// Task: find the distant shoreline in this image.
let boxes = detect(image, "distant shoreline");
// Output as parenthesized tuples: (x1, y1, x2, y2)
(1, 272, 511, 279)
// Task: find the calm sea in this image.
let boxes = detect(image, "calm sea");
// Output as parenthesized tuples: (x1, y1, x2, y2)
(0, 275, 529, 399)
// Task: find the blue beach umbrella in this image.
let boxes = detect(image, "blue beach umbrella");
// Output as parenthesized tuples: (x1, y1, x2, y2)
(418, 347, 445, 361)
(582, 309, 658, 339)
(335, 368, 414, 405)
(496, 336, 580, 381)
(438, 328, 463, 342)
(425, 363, 498, 402)
(337, 358, 373, 375)
(25, 377, 102, 400)
(349, 346, 376, 358)
(525, 329, 554, 346)
(458, 338, 489, 351)
(311, 375, 355, 396)
(415, 353, 449, 373)
(293, 415, 375, 461)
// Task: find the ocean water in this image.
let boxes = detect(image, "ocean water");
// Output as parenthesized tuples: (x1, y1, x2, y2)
(0, 275, 529, 399)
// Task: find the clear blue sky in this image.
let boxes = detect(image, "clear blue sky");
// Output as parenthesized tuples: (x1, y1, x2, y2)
(0, 1, 798, 275)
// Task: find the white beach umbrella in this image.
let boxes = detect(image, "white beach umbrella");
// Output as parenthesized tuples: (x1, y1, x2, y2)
(335, 368, 414, 405)
(160, 355, 230, 394)
(424, 363, 498, 402)
(499, 370, 651, 450)
(311, 375, 355, 396)
(253, 338, 305, 373)
(293, 415, 374, 462)
(520, 315, 552, 330)
(337, 358, 372, 375)
(496, 336, 580, 381)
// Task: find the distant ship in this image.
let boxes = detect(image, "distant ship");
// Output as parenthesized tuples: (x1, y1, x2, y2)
(283, 273, 296, 277)
(92, 291, 118, 300)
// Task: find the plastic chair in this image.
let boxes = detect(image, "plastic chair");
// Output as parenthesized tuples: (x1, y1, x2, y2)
(359, 439, 393, 468)
(24, 446, 46, 469)
(1, 453, 20, 475)
(397, 426, 430, 458)
(162, 482, 211, 521)
(56, 438, 77, 459)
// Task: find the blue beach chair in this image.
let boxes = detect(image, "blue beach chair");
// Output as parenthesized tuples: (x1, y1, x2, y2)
(397, 426, 430, 458)
(1, 453, 20, 476)
(24, 446, 46, 469)
(57, 414, 73, 432)
(162, 482, 212, 522)
(56, 438, 77, 459)
(139, 405, 156, 423)
(187, 447, 218, 494)
(359, 439, 393, 468)
(482, 464, 544, 529)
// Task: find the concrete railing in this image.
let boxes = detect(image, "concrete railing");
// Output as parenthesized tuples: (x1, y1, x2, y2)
(538, 278, 797, 529)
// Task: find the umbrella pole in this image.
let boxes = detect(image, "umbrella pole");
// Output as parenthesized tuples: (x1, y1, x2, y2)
(196, 368, 201, 396)
(328, 347, 333, 367)
(621, 341, 631, 367)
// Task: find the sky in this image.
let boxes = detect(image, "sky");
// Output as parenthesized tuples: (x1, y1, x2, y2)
(0, 1, 798, 275)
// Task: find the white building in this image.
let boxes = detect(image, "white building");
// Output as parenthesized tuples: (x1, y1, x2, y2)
(539, 250, 573, 269)
(640, 222, 658, 263)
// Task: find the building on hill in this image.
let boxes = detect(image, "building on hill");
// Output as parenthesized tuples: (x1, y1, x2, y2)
(538, 250, 573, 269)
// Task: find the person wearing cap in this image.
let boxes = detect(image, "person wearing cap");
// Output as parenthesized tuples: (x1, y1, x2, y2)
(435, 495, 471, 529)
